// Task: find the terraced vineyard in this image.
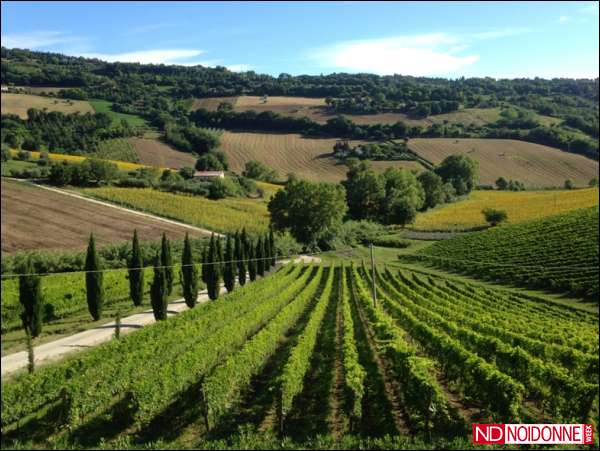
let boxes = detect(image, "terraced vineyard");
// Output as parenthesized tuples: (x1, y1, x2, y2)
(2, 262, 597, 449)
(409, 206, 599, 297)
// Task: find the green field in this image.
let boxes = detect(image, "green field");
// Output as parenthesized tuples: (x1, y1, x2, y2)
(89, 99, 149, 128)
(409, 206, 599, 298)
(2, 263, 597, 449)
(0, 159, 38, 176)
(93, 137, 140, 162)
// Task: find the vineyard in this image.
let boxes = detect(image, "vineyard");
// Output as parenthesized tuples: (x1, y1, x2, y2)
(410, 206, 599, 298)
(79, 187, 271, 234)
(2, 262, 597, 449)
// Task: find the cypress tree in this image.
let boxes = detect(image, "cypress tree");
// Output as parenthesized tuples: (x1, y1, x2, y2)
(181, 233, 199, 308)
(207, 233, 222, 300)
(256, 236, 265, 277)
(201, 243, 209, 285)
(26, 331, 35, 374)
(248, 240, 257, 282)
(150, 253, 168, 320)
(269, 228, 276, 267)
(235, 231, 247, 286)
(19, 259, 43, 337)
(161, 233, 174, 295)
(85, 233, 104, 321)
(128, 229, 144, 307)
(241, 228, 250, 259)
(223, 235, 236, 293)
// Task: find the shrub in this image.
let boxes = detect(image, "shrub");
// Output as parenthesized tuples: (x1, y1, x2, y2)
(482, 208, 508, 226)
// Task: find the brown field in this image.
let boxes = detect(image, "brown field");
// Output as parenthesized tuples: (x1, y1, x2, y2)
(219, 131, 423, 182)
(1, 179, 208, 253)
(128, 137, 196, 169)
(190, 95, 508, 127)
(1, 93, 94, 119)
(407, 138, 599, 188)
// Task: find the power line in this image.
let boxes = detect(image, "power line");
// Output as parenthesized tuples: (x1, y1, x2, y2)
(0, 249, 349, 279)
(409, 254, 599, 271)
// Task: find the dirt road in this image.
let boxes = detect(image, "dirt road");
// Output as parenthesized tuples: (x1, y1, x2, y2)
(1, 288, 223, 379)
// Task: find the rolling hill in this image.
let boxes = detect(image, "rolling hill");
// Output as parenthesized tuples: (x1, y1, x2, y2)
(1, 93, 94, 118)
(407, 138, 599, 187)
(219, 130, 423, 182)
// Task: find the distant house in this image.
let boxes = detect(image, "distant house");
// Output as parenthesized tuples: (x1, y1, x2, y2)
(0, 86, 8, 92)
(193, 170, 225, 180)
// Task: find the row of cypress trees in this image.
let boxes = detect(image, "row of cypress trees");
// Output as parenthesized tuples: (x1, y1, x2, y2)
(202, 228, 277, 300)
(17, 227, 278, 336)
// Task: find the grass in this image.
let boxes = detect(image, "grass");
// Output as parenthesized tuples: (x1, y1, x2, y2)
(406, 138, 599, 188)
(0, 93, 94, 119)
(412, 188, 599, 231)
(79, 187, 271, 234)
(1, 279, 194, 357)
(89, 99, 149, 128)
(1, 159, 38, 176)
(93, 138, 140, 163)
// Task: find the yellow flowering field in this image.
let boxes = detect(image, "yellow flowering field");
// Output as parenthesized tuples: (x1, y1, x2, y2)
(413, 188, 599, 231)
(80, 187, 270, 234)
(9, 149, 153, 172)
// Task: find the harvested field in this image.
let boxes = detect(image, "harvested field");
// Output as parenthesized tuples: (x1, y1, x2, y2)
(219, 131, 423, 182)
(191, 96, 509, 126)
(128, 137, 196, 169)
(1, 93, 94, 119)
(407, 138, 598, 188)
(1, 179, 208, 253)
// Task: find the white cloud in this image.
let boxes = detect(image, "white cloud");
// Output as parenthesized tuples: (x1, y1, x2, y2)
(470, 28, 531, 40)
(558, 16, 571, 23)
(1, 31, 78, 49)
(78, 49, 206, 65)
(68, 48, 250, 70)
(309, 28, 536, 76)
(310, 33, 480, 76)
(226, 64, 252, 72)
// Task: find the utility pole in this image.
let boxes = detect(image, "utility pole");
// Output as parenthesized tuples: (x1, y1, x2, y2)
(370, 242, 377, 307)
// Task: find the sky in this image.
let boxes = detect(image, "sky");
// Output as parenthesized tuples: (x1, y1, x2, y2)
(1, 1, 598, 79)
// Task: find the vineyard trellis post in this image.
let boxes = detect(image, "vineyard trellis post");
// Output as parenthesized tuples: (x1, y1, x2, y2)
(370, 242, 377, 308)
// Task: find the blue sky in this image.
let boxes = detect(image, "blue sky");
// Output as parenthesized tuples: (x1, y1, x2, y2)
(1, 1, 598, 78)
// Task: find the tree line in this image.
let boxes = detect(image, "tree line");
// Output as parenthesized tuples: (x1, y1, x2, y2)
(16, 228, 277, 345)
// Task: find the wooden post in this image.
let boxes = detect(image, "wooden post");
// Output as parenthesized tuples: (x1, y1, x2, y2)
(370, 243, 377, 308)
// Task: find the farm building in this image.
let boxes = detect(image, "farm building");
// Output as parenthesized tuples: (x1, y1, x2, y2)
(193, 170, 225, 180)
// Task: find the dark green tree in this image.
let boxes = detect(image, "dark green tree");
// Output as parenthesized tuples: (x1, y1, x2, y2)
(207, 234, 222, 300)
(128, 229, 144, 307)
(85, 233, 104, 321)
(181, 233, 199, 308)
(235, 231, 247, 286)
(201, 244, 209, 284)
(223, 235, 236, 292)
(269, 228, 276, 267)
(248, 240, 257, 282)
(256, 236, 265, 277)
(160, 233, 174, 295)
(268, 178, 347, 247)
(418, 170, 445, 210)
(434, 154, 478, 196)
(342, 159, 385, 220)
(150, 253, 168, 320)
(19, 259, 43, 337)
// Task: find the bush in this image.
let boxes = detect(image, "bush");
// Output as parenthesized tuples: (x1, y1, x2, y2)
(482, 208, 508, 226)
(16, 150, 31, 161)
(564, 179, 574, 190)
